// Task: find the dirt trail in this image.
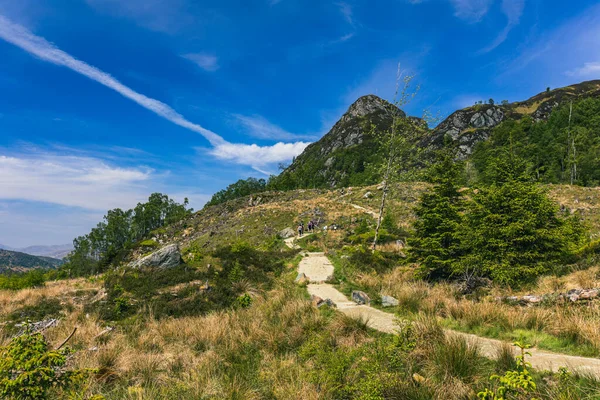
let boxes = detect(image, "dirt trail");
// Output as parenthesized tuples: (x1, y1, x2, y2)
(287, 241, 600, 377)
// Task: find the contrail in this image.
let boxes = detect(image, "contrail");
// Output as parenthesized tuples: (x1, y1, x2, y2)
(0, 14, 310, 169)
(0, 14, 226, 146)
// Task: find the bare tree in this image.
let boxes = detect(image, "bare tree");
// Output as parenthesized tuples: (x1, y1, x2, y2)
(372, 65, 422, 250)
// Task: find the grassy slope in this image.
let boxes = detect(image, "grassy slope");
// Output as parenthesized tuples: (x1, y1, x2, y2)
(2, 182, 600, 398)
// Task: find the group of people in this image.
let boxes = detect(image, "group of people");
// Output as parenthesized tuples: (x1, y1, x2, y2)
(297, 220, 317, 237)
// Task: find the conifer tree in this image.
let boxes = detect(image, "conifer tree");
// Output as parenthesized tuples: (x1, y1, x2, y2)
(409, 146, 465, 279)
(457, 151, 582, 285)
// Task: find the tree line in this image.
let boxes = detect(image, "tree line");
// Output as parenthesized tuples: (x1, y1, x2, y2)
(65, 193, 192, 276)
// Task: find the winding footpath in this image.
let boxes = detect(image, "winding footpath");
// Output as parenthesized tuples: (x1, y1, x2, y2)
(284, 235, 600, 378)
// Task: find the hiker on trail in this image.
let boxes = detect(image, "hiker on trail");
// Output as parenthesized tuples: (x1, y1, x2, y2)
(298, 223, 304, 237)
(308, 221, 313, 232)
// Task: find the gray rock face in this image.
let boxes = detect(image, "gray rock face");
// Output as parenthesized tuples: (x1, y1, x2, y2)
(352, 290, 371, 305)
(130, 244, 182, 269)
(381, 295, 399, 307)
(342, 95, 405, 122)
(279, 227, 296, 239)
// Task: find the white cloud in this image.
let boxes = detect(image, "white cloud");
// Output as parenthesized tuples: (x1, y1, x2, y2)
(450, 0, 493, 22)
(0, 153, 151, 210)
(182, 53, 219, 72)
(0, 14, 309, 168)
(232, 114, 316, 141)
(209, 141, 310, 170)
(479, 0, 525, 53)
(566, 61, 600, 78)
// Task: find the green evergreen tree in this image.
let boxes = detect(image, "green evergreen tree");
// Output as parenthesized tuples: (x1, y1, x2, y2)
(409, 147, 465, 279)
(457, 151, 582, 285)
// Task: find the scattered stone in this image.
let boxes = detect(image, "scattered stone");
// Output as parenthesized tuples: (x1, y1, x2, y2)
(295, 272, 309, 285)
(412, 373, 426, 384)
(381, 295, 399, 307)
(311, 295, 323, 306)
(129, 244, 183, 269)
(497, 287, 600, 305)
(568, 293, 580, 302)
(352, 290, 370, 305)
(318, 298, 336, 308)
(376, 183, 385, 190)
(522, 295, 542, 304)
(363, 191, 373, 199)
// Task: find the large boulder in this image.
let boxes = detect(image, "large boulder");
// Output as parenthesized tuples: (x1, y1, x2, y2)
(279, 227, 296, 239)
(352, 290, 370, 305)
(130, 244, 183, 269)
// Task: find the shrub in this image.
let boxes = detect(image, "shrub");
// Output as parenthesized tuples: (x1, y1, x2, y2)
(0, 270, 47, 290)
(477, 342, 537, 400)
(0, 329, 88, 399)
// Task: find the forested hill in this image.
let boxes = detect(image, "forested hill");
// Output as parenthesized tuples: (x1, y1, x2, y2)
(0, 249, 63, 272)
(208, 80, 600, 205)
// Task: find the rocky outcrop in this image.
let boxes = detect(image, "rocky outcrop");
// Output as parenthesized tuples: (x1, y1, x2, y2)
(272, 94, 413, 189)
(129, 244, 183, 269)
(429, 80, 600, 156)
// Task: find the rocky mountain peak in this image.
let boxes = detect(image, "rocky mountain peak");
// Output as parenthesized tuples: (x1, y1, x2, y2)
(341, 94, 405, 123)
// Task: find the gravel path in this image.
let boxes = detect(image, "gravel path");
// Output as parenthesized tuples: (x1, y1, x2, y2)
(287, 242, 600, 377)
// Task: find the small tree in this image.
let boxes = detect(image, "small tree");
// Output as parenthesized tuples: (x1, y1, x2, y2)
(409, 145, 465, 279)
(0, 329, 87, 399)
(371, 65, 431, 250)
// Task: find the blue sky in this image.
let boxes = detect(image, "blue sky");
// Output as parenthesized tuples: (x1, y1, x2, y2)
(0, 0, 599, 247)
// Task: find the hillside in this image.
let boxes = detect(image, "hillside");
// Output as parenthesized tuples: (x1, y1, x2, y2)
(429, 79, 600, 156)
(0, 243, 73, 260)
(0, 249, 63, 272)
(3, 182, 600, 398)
(266, 80, 600, 191)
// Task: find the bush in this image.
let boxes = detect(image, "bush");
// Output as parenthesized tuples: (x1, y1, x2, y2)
(0, 270, 47, 290)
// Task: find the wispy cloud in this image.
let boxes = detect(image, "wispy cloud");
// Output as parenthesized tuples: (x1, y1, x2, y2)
(182, 52, 219, 72)
(85, 0, 194, 34)
(336, 2, 354, 25)
(450, 0, 493, 22)
(0, 14, 309, 169)
(405, 0, 493, 23)
(566, 61, 600, 78)
(499, 3, 600, 84)
(479, 0, 525, 53)
(232, 114, 317, 141)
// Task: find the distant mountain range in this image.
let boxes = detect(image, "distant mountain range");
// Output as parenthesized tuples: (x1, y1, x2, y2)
(0, 243, 73, 260)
